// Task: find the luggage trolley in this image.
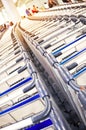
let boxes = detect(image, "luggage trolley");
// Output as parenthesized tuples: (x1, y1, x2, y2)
(34, 11, 86, 126)
(0, 29, 49, 129)
(0, 28, 71, 130)
(17, 3, 86, 128)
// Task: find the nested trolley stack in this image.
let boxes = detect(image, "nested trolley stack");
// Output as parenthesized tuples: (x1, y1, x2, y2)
(17, 2, 86, 130)
(0, 24, 71, 130)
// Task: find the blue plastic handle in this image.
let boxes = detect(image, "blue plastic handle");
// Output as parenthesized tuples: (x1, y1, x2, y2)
(73, 67, 86, 78)
(60, 48, 86, 65)
(0, 77, 32, 97)
(0, 93, 40, 116)
(52, 34, 86, 55)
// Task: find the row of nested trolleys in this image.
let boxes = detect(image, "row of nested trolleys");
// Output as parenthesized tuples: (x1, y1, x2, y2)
(17, 2, 86, 129)
(0, 17, 73, 130)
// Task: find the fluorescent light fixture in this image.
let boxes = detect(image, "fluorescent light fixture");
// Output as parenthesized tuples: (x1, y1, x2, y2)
(13, 0, 17, 3)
